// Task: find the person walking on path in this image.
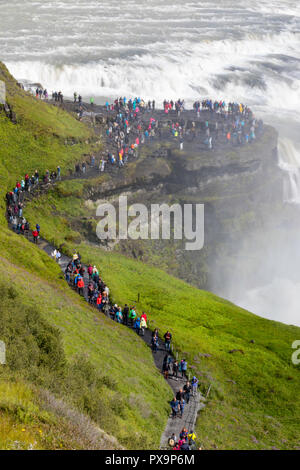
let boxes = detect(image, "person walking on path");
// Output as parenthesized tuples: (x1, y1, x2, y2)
(162, 354, 170, 379)
(140, 315, 147, 336)
(179, 399, 185, 418)
(77, 276, 85, 296)
(170, 397, 179, 419)
(122, 304, 129, 325)
(32, 229, 39, 244)
(180, 359, 188, 379)
(164, 330, 172, 351)
(173, 360, 179, 380)
(183, 381, 192, 404)
(152, 333, 159, 353)
(191, 376, 199, 396)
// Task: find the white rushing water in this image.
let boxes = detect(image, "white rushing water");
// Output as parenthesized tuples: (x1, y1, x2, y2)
(0, 0, 300, 325)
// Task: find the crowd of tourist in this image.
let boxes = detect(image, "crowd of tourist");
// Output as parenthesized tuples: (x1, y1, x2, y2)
(5, 167, 60, 239)
(74, 95, 264, 165)
(5, 93, 263, 451)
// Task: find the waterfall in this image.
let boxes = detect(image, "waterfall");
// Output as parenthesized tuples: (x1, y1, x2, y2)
(278, 138, 300, 204)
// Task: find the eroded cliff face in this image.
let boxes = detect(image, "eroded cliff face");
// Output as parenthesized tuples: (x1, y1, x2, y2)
(81, 124, 282, 290)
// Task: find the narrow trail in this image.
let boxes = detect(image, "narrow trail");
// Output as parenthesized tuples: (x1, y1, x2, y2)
(8, 174, 206, 449)
(38, 234, 206, 449)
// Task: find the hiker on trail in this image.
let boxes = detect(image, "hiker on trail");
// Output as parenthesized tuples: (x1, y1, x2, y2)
(191, 376, 199, 396)
(129, 307, 137, 326)
(95, 291, 102, 309)
(57, 166, 61, 180)
(140, 315, 147, 336)
(152, 333, 159, 353)
(162, 354, 170, 379)
(77, 276, 85, 296)
(65, 263, 72, 283)
(103, 300, 110, 317)
(170, 397, 179, 419)
(115, 308, 123, 323)
(87, 264, 93, 280)
(100, 159, 105, 172)
(183, 381, 192, 404)
(180, 359, 188, 379)
(179, 136, 184, 151)
(188, 431, 197, 450)
(122, 304, 129, 325)
(32, 229, 39, 244)
(180, 439, 189, 450)
(168, 434, 177, 448)
(176, 389, 184, 402)
(164, 330, 172, 351)
(173, 360, 179, 380)
(180, 428, 188, 440)
(134, 316, 141, 335)
(56, 250, 61, 263)
(141, 311, 147, 323)
(188, 430, 197, 443)
(179, 399, 185, 418)
(152, 328, 159, 338)
(74, 92, 77, 103)
(90, 97, 94, 107)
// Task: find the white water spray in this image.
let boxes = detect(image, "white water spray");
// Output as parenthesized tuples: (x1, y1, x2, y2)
(278, 138, 300, 204)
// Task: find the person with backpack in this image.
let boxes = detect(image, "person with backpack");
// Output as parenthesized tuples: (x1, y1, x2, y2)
(96, 292, 102, 310)
(103, 301, 110, 317)
(191, 376, 199, 396)
(168, 433, 177, 448)
(173, 360, 179, 380)
(115, 308, 123, 323)
(65, 263, 73, 283)
(170, 397, 179, 419)
(134, 316, 141, 335)
(162, 354, 170, 379)
(183, 381, 192, 404)
(122, 304, 129, 325)
(180, 359, 188, 379)
(152, 333, 159, 353)
(180, 428, 188, 440)
(77, 276, 85, 296)
(140, 315, 147, 336)
(188, 430, 197, 443)
(176, 389, 184, 402)
(32, 229, 39, 244)
(87, 264, 93, 280)
(164, 330, 172, 351)
(129, 307, 137, 326)
(180, 439, 190, 450)
(55, 250, 61, 264)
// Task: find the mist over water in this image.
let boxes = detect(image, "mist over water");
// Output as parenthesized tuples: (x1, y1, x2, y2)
(1, 0, 300, 325)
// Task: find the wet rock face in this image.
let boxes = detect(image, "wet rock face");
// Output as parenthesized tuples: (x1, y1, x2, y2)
(82, 124, 280, 290)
